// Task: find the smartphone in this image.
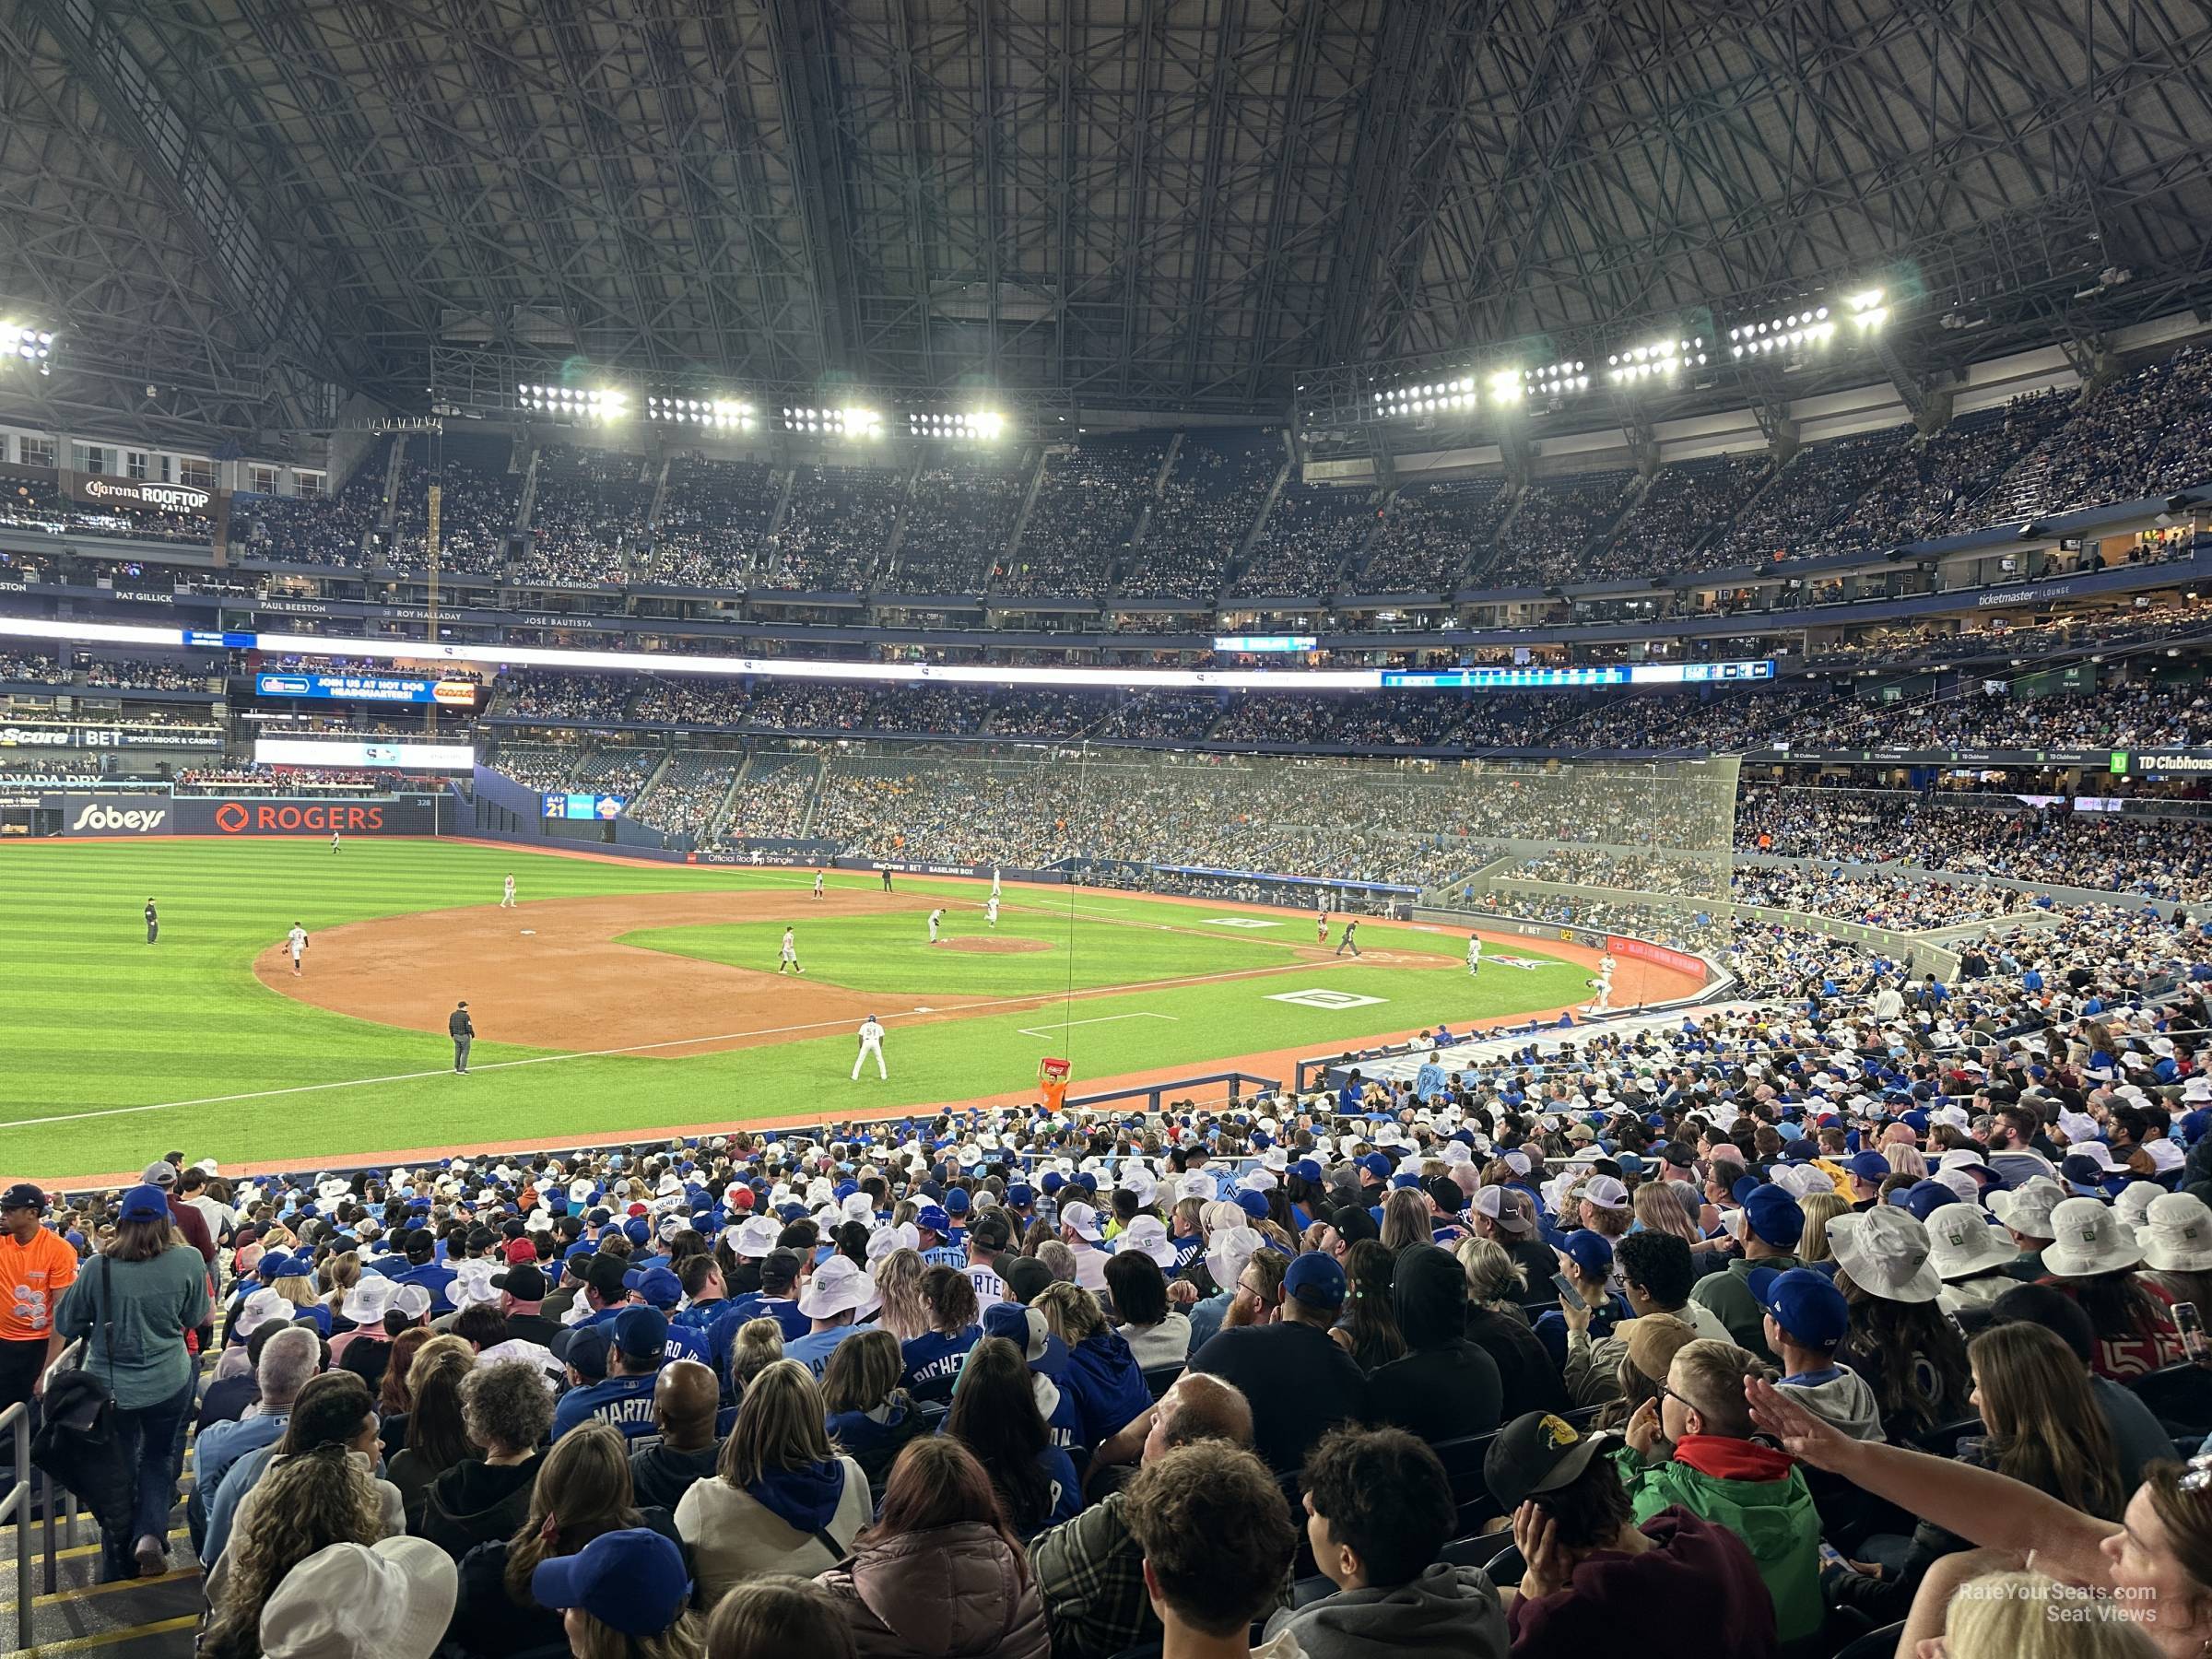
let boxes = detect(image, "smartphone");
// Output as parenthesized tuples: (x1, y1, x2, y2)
(2176, 1300, 2207, 1363)
(1550, 1271, 1589, 1313)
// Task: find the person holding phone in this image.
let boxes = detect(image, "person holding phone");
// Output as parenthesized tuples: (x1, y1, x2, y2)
(1533, 1231, 1630, 1371)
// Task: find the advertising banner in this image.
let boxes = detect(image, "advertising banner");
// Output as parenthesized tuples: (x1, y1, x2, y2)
(171, 795, 441, 836)
(53, 793, 174, 836)
(66, 476, 217, 515)
(1606, 933, 1707, 982)
(0, 723, 221, 751)
(254, 672, 480, 706)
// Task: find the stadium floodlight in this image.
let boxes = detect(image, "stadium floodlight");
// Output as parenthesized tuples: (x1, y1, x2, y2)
(1489, 369, 1524, 403)
(1848, 288, 1888, 329)
(1, 321, 55, 377)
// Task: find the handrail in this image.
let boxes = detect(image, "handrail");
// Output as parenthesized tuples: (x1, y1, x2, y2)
(0, 1339, 85, 1647)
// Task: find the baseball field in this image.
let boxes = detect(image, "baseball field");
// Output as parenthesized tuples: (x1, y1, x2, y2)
(0, 837, 1677, 1182)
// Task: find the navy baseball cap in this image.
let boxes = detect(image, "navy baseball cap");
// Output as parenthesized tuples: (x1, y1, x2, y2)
(943, 1189, 971, 1215)
(1041, 1172, 1065, 1194)
(1006, 1184, 1034, 1206)
(1234, 1189, 1270, 1220)
(916, 1206, 951, 1235)
(613, 1304, 668, 1361)
(1749, 1266, 1849, 1350)
(622, 1265, 683, 1309)
(1284, 1253, 1347, 1312)
(1359, 1153, 1393, 1182)
(1898, 1179, 1960, 1221)
(1290, 1159, 1324, 1184)
(531, 1527, 692, 1637)
(1559, 1231, 1613, 1279)
(1847, 1151, 1891, 1182)
(564, 1324, 612, 1381)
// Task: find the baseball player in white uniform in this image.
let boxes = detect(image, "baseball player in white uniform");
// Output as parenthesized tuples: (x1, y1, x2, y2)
(812, 870, 825, 900)
(287, 923, 309, 976)
(852, 1014, 888, 1080)
(985, 895, 1000, 929)
(928, 908, 943, 943)
(330, 831, 340, 855)
(1467, 935, 1482, 976)
(779, 927, 803, 975)
(991, 866, 1002, 898)
(500, 874, 516, 909)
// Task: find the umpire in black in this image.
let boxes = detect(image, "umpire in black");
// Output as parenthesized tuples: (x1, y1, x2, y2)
(450, 1001, 474, 1074)
(145, 898, 158, 945)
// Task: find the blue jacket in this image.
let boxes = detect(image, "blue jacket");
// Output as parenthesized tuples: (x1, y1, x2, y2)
(1061, 1329, 1155, 1451)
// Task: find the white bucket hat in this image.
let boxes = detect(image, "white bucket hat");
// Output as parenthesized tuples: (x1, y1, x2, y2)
(865, 1222, 920, 1264)
(2141, 1193, 2212, 1274)
(2116, 1181, 2164, 1231)
(259, 1537, 457, 1659)
(730, 1216, 781, 1258)
(1204, 1225, 1265, 1294)
(1118, 1216, 1178, 1270)
(1924, 1206, 2016, 1281)
(1987, 1177, 2065, 1241)
(235, 1288, 296, 1339)
(797, 1254, 879, 1321)
(448, 1260, 500, 1312)
(1828, 1208, 1942, 1304)
(2042, 1196, 2146, 1278)
(339, 1277, 397, 1325)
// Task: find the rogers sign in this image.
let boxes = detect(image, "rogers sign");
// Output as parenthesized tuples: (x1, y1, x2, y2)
(216, 803, 385, 834)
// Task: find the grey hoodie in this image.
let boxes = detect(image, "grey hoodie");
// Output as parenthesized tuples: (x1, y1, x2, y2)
(1782, 1363, 1885, 1441)
(1263, 1562, 1508, 1659)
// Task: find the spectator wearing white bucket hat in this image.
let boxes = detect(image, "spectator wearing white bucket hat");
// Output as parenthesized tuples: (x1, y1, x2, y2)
(258, 1537, 457, 1659)
(786, 1255, 880, 1378)
(1057, 1203, 1112, 1294)
(2137, 1192, 2212, 1320)
(2041, 1195, 2183, 1381)
(1827, 1208, 1974, 1441)
(1987, 1176, 2065, 1279)
(1924, 1204, 2019, 1325)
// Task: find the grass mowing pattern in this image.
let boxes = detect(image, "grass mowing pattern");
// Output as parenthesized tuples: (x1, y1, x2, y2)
(0, 839, 1592, 1178)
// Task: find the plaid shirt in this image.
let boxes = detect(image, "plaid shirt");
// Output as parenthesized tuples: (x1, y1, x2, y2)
(1030, 1490, 1154, 1659)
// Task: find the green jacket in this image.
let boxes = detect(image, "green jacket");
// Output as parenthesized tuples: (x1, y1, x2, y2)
(1615, 1437, 1822, 1644)
(54, 1245, 210, 1409)
(1689, 1254, 1800, 1363)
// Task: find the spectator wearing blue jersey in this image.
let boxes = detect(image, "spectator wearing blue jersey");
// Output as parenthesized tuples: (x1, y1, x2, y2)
(725, 1248, 811, 1342)
(551, 1308, 667, 1443)
(900, 1265, 982, 1389)
(1035, 1281, 1153, 1455)
(945, 1333, 1082, 1542)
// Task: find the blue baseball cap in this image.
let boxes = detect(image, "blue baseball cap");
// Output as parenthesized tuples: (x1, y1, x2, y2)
(1896, 1179, 1960, 1221)
(1742, 1185, 1806, 1248)
(1283, 1252, 1347, 1312)
(1041, 1172, 1065, 1194)
(1290, 1159, 1324, 1184)
(621, 1217, 651, 1246)
(117, 1184, 170, 1223)
(622, 1265, 683, 1309)
(1359, 1153, 1393, 1182)
(916, 1206, 951, 1235)
(943, 1188, 971, 1215)
(1006, 1184, 1034, 1206)
(1847, 1151, 1891, 1183)
(563, 1324, 611, 1381)
(1749, 1266, 1849, 1350)
(531, 1527, 692, 1638)
(1559, 1230, 1614, 1279)
(612, 1304, 668, 1361)
(1233, 1189, 1270, 1220)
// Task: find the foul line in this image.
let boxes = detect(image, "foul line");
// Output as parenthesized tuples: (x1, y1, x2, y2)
(1015, 1012, 1179, 1039)
(0, 957, 1355, 1131)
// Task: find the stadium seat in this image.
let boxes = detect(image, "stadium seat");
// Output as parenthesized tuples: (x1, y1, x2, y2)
(2128, 1364, 2212, 1435)
(1424, 1430, 1501, 1534)
(1826, 1617, 1901, 1659)
(1910, 1417, 1984, 1457)
(1141, 1363, 1184, 1400)
(1478, 1539, 1523, 1582)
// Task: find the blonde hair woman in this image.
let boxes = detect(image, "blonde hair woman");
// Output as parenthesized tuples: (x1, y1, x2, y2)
(1632, 1182, 1702, 1245)
(870, 1248, 931, 1344)
(729, 1317, 785, 1399)
(677, 1359, 871, 1607)
(1379, 1188, 1434, 1253)
(200, 1446, 387, 1659)
(321, 1251, 361, 1324)
(1795, 1192, 1850, 1265)
(1940, 1570, 2157, 1659)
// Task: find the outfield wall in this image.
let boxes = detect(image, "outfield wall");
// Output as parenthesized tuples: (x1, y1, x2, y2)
(40, 791, 444, 837)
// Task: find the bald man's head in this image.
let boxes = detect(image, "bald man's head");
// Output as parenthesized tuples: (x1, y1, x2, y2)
(653, 1359, 720, 1450)
(1147, 1371, 1253, 1465)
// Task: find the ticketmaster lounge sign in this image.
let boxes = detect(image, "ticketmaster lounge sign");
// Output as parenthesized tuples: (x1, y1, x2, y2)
(66, 475, 218, 515)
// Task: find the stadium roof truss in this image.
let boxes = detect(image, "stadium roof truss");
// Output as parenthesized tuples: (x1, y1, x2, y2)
(0, 0, 2208, 441)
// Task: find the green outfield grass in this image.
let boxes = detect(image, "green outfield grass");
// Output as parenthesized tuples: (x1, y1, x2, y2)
(0, 839, 1592, 1179)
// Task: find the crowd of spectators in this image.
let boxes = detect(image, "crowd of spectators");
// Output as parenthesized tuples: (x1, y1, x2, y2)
(1588, 453, 1771, 580)
(645, 457, 782, 591)
(387, 462, 521, 578)
(757, 465, 902, 592)
(27, 890, 2212, 1659)
(486, 744, 586, 794)
(888, 462, 1029, 594)
(1702, 427, 1914, 568)
(1352, 477, 1513, 595)
(1481, 470, 1638, 588)
(171, 765, 389, 796)
(80, 654, 219, 691)
(714, 754, 821, 841)
(993, 435, 1169, 601)
(1979, 341, 2212, 524)
(1229, 481, 1382, 598)
(629, 753, 741, 840)
(238, 448, 391, 568)
(521, 451, 652, 587)
(497, 673, 635, 725)
(569, 747, 658, 800)
(0, 649, 66, 683)
(1119, 429, 1284, 600)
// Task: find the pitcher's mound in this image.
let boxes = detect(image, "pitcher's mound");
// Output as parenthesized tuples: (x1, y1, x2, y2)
(938, 936, 1051, 954)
